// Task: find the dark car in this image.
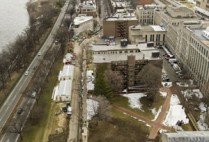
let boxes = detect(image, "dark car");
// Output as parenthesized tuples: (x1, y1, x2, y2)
(17, 108, 24, 115)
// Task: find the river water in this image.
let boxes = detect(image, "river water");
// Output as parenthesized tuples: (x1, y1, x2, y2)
(0, 0, 29, 52)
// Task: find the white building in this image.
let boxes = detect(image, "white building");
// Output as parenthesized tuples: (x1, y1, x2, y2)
(135, 4, 164, 25)
(52, 80, 72, 102)
(161, 131, 209, 142)
(58, 65, 74, 81)
(129, 24, 166, 46)
(73, 15, 94, 35)
(92, 42, 160, 63)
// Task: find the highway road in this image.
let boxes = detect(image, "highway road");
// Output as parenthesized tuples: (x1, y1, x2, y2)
(0, 0, 71, 141)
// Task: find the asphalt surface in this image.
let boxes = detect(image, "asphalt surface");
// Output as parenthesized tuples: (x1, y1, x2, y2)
(0, 1, 70, 142)
(159, 48, 178, 82)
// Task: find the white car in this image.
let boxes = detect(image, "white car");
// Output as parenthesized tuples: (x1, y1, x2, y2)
(25, 70, 29, 76)
(38, 52, 41, 56)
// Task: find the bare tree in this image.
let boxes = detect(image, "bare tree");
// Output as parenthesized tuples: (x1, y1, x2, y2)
(93, 96, 111, 121)
(105, 70, 123, 92)
(136, 63, 162, 102)
(56, 27, 69, 54)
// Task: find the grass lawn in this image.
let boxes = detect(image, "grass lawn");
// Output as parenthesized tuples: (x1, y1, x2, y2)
(182, 123, 194, 131)
(22, 56, 63, 142)
(88, 108, 150, 142)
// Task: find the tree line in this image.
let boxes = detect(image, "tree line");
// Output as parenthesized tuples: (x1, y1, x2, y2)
(0, 3, 60, 90)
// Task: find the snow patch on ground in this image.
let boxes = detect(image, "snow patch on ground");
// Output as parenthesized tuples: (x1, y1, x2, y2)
(197, 103, 209, 130)
(146, 124, 151, 127)
(163, 95, 189, 128)
(87, 99, 99, 120)
(161, 82, 172, 87)
(181, 89, 203, 99)
(151, 106, 162, 121)
(87, 70, 94, 91)
(197, 113, 208, 130)
(160, 91, 167, 98)
(123, 93, 146, 111)
(176, 82, 189, 87)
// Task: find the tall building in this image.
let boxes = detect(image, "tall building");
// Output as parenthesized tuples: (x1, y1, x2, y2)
(135, 4, 160, 25)
(91, 40, 162, 88)
(103, 9, 138, 38)
(155, 5, 209, 95)
(196, 0, 209, 11)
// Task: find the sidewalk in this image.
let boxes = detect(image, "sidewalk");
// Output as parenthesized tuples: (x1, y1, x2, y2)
(148, 87, 173, 139)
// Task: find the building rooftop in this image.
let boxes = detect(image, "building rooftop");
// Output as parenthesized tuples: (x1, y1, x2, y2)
(52, 80, 72, 101)
(105, 10, 137, 21)
(194, 6, 209, 17)
(58, 65, 74, 80)
(130, 25, 166, 32)
(162, 131, 209, 142)
(189, 27, 209, 46)
(166, 6, 195, 18)
(74, 15, 93, 25)
(92, 43, 160, 63)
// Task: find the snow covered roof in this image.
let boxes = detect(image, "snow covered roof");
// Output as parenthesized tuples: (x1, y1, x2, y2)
(151, 25, 166, 32)
(162, 131, 209, 141)
(74, 15, 93, 26)
(194, 6, 209, 17)
(58, 65, 74, 80)
(58, 80, 72, 96)
(52, 80, 72, 101)
(92, 43, 160, 63)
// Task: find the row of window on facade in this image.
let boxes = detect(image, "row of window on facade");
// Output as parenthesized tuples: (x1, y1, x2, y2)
(189, 46, 209, 80)
(93, 49, 140, 55)
(190, 37, 209, 58)
(145, 34, 165, 42)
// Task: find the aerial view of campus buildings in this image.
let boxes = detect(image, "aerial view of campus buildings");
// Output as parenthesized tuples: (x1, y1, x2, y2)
(0, 0, 209, 142)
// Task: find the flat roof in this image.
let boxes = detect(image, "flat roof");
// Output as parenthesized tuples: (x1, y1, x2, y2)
(105, 12, 137, 21)
(151, 25, 166, 31)
(189, 27, 209, 46)
(58, 80, 72, 97)
(92, 43, 160, 63)
(59, 65, 74, 80)
(163, 131, 209, 140)
(74, 16, 93, 25)
(92, 43, 156, 51)
(195, 6, 209, 17)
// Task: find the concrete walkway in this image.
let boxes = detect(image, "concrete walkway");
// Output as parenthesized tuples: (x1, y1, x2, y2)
(148, 87, 173, 139)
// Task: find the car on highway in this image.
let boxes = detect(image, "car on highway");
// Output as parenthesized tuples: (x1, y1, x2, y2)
(25, 70, 29, 76)
(17, 108, 24, 115)
(38, 52, 41, 56)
